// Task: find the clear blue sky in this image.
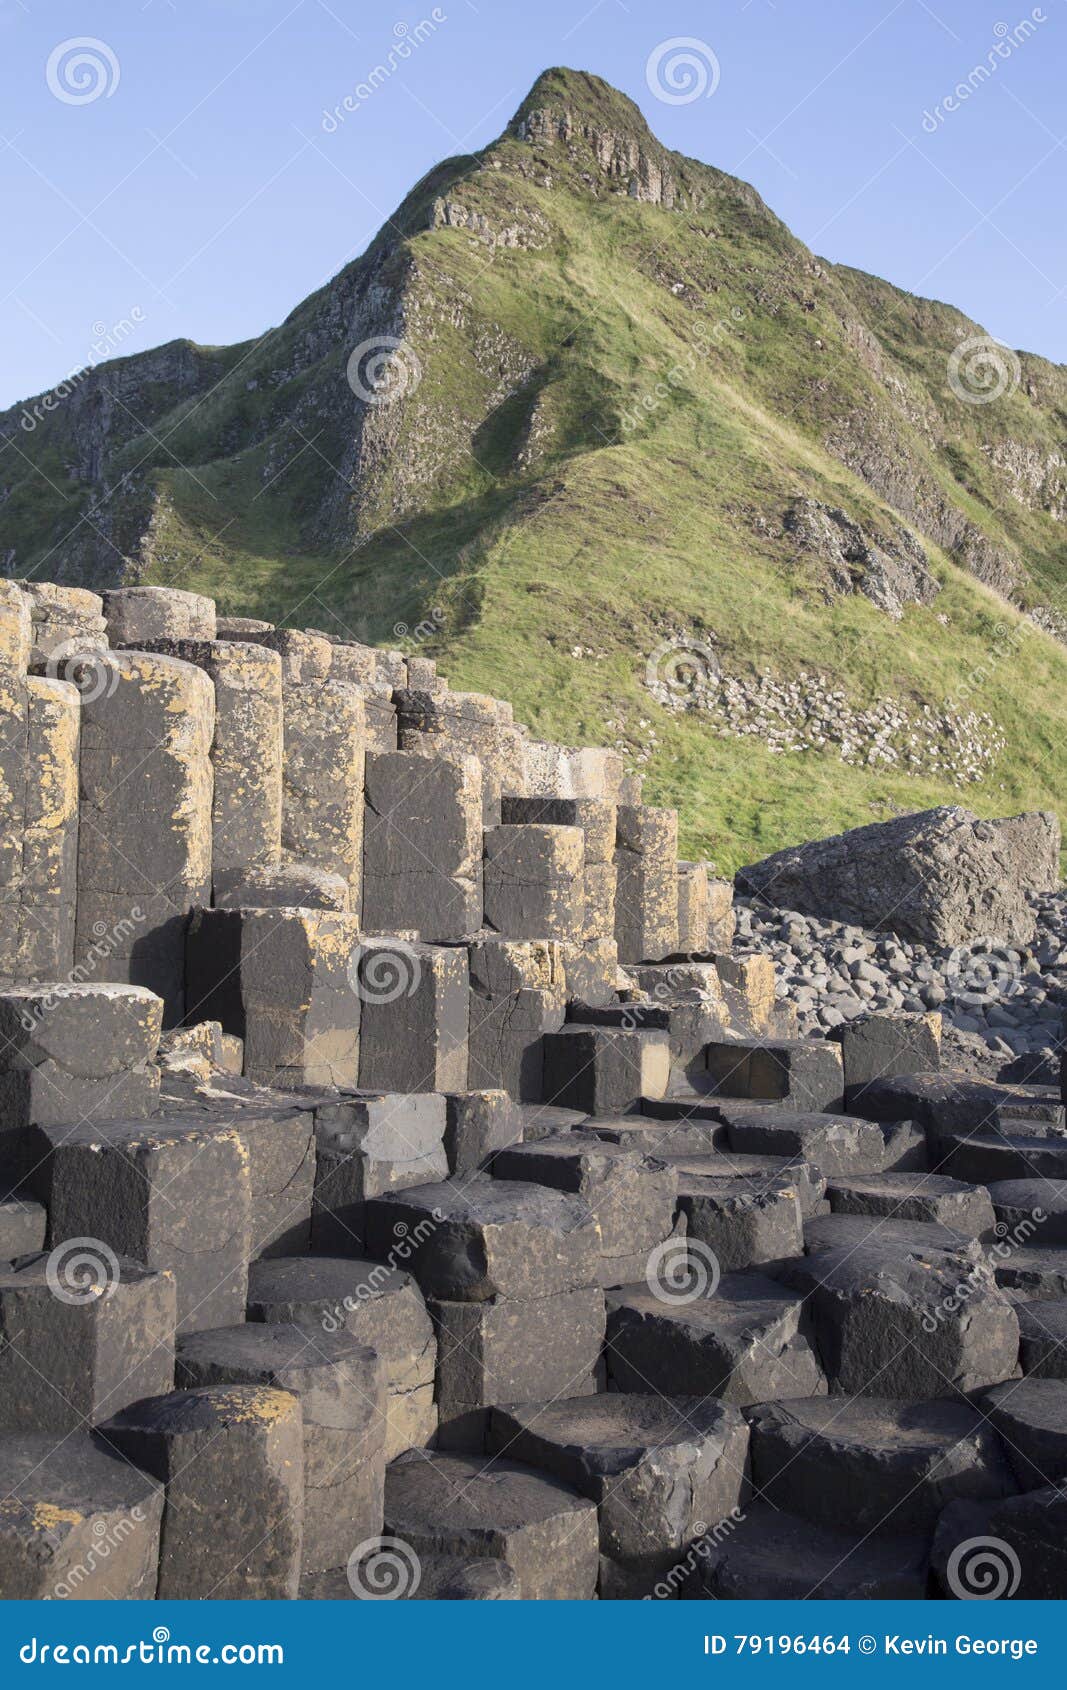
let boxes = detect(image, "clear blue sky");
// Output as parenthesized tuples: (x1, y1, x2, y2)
(1, 0, 1064, 410)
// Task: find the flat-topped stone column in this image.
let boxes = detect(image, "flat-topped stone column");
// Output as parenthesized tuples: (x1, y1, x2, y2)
(0, 584, 30, 984)
(614, 805, 679, 964)
(468, 937, 566, 1100)
(282, 678, 366, 908)
(109, 636, 284, 905)
(103, 586, 217, 645)
(75, 651, 214, 1023)
(188, 904, 362, 1088)
(17, 675, 80, 980)
(362, 749, 482, 940)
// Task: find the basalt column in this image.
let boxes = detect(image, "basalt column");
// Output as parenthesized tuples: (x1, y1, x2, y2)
(112, 637, 284, 904)
(281, 678, 366, 915)
(75, 652, 214, 1024)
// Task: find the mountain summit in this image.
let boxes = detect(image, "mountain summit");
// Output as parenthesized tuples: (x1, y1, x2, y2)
(2, 68, 1064, 864)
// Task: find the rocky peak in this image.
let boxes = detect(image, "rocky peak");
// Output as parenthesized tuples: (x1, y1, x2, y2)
(506, 66, 680, 206)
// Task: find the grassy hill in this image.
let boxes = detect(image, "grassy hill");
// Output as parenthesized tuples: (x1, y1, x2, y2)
(2, 68, 1065, 871)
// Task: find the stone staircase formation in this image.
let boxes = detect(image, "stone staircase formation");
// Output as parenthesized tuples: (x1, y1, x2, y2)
(0, 577, 1064, 1602)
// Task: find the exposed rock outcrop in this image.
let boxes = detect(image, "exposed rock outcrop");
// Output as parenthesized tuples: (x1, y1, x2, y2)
(782, 498, 939, 618)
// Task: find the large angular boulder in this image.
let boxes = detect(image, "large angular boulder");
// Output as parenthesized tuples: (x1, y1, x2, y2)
(736, 806, 1059, 945)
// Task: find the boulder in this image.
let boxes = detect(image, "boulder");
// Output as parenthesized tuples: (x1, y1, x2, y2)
(736, 806, 1059, 945)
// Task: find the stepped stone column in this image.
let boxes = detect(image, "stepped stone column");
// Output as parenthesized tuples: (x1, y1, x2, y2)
(328, 645, 399, 750)
(112, 637, 284, 903)
(363, 749, 483, 940)
(521, 742, 624, 802)
(396, 689, 517, 823)
(75, 651, 214, 1023)
(19, 581, 107, 665)
(186, 906, 362, 1089)
(614, 804, 679, 963)
(501, 795, 618, 1003)
(677, 859, 710, 954)
(18, 676, 80, 979)
(356, 939, 469, 1093)
(0, 589, 80, 984)
(0, 584, 30, 983)
(281, 678, 366, 910)
(468, 937, 566, 1099)
(102, 587, 216, 645)
(247, 627, 332, 684)
(327, 642, 378, 686)
(708, 875, 736, 950)
(483, 823, 585, 943)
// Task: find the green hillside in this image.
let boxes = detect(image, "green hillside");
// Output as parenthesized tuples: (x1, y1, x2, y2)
(2, 68, 1064, 871)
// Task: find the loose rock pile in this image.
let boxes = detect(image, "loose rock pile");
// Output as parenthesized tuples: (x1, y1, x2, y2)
(734, 889, 1067, 1071)
(645, 646, 1005, 783)
(0, 577, 1063, 1603)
